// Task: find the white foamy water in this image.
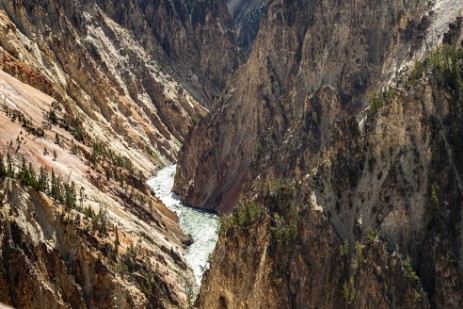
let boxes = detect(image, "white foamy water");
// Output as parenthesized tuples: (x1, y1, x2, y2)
(147, 164, 219, 285)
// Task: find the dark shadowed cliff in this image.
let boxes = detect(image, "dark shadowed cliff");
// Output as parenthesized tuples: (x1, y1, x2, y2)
(174, 0, 463, 307)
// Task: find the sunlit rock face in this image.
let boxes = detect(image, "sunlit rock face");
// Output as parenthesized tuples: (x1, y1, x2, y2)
(0, 0, 239, 172)
(0, 0, 238, 307)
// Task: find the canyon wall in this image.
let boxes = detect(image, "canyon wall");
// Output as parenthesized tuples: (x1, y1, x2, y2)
(0, 0, 240, 307)
(174, 0, 463, 307)
(0, 0, 238, 171)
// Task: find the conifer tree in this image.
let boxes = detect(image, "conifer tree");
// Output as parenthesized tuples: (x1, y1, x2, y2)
(38, 167, 48, 192)
(79, 186, 85, 209)
(0, 154, 5, 178)
(51, 169, 58, 199)
(64, 181, 77, 209)
(6, 153, 13, 178)
(55, 133, 60, 145)
(28, 162, 36, 187)
(114, 226, 120, 255)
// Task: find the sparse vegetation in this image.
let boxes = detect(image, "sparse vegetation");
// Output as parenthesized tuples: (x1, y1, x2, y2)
(219, 199, 266, 234)
(185, 279, 195, 309)
(114, 226, 120, 256)
(339, 240, 349, 259)
(368, 88, 395, 116)
(404, 255, 419, 283)
(409, 45, 463, 103)
(2, 105, 45, 137)
(271, 204, 298, 245)
(365, 229, 378, 242)
(353, 241, 365, 268)
(413, 289, 422, 304)
(264, 178, 303, 246)
(368, 45, 463, 117)
(342, 275, 356, 303)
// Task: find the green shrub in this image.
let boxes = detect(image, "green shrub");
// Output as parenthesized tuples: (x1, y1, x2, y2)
(219, 200, 266, 234)
(271, 204, 298, 245)
(404, 255, 419, 283)
(339, 240, 349, 258)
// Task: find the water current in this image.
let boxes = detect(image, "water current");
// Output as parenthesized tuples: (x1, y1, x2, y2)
(147, 164, 219, 285)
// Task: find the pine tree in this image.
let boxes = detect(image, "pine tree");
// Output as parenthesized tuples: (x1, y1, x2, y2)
(51, 169, 58, 199)
(6, 153, 13, 178)
(64, 181, 77, 209)
(56, 175, 64, 203)
(18, 156, 27, 184)
(55, 133, 60, 145)
(28, 162, 36, 185)
(49, 110, 58, 124)
(113, 167, 119, 182)
(38, 167, 48, 192)
(105, 166, 112, 181)
(114, 226, 120, 255)
(0, 154, 5, 178)
(98, 207, 108, 236)
(79, 186, 85, 210)
(53, 149, 57, 161)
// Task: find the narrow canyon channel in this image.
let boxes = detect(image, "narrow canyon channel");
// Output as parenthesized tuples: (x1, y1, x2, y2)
(147, 164, 219, 286)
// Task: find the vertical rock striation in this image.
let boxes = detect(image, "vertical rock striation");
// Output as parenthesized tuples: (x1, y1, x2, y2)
(175, 0, 463, 307)
(0, 0, 238, 171)
(175, 0, 431, 212)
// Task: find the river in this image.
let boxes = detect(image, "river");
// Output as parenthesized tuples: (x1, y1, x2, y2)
(147, 164, 219, 285)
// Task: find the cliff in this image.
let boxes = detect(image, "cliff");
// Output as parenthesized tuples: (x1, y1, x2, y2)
(174, 0, 433, 212)
(0, 2, 239, 305)
(198, 65, 463, 307)
(226, 0, 267, 54)
(175, 0, 463, 307)
(0, 0, 238, 171)
(0, 69, 196, 308)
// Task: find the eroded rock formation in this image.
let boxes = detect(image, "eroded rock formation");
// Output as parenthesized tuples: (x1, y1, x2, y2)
(0, 0, 240, 307)
(175, 0, 463, 307)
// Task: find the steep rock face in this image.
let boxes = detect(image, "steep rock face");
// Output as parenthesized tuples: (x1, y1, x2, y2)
(94, 0, 238, 101)
(0, 178, 191, 308)
(175, 0, 431, 212)
(199, 67, 463, 307)
(0, 69, 195, 308)
(0, 0, 240, 307)
(0, 0, 238, 171)
(199, 211, 429, 309)
(175, 0, 463, 307)
(226, 0, 267, 53)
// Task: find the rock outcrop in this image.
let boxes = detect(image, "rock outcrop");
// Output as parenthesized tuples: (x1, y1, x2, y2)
(199, 211, 430, 309)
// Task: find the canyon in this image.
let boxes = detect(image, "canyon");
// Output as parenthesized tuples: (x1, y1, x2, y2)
(0, 0, 235, 307)
(0, 0, 463, 308)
